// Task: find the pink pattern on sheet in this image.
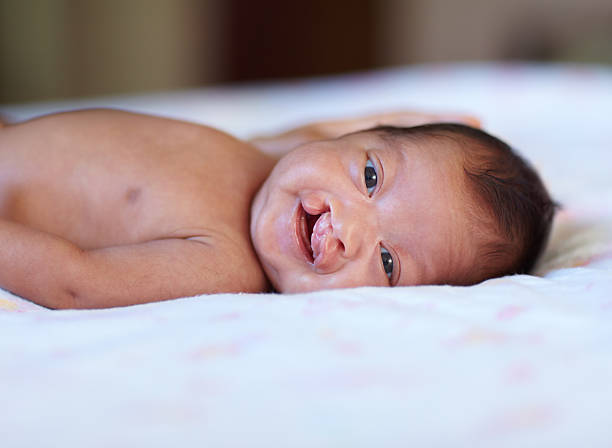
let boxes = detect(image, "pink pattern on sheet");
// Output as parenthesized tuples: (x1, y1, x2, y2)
(480, 403, 559, 438)
(503, 361, 535, 385)
(189, 332, 267, 361)
(318, 327, 363, 356)
(497, 305, 526, 321)
(0, 291, 41, 312)
(446, 327, 544, 349)
(0, 298, 18, 311)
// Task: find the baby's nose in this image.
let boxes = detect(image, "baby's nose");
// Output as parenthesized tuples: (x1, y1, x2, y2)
(329, 199, 374, 260)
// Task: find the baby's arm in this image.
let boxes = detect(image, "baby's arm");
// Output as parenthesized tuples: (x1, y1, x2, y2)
(250, 111, 480, 157)
(0, 219, 262, 309)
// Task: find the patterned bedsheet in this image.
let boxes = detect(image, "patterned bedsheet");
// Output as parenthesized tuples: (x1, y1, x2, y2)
(1, 63, 611, 447)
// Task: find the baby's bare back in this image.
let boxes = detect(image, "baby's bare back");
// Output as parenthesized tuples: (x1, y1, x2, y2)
(0, 109, 274, 306)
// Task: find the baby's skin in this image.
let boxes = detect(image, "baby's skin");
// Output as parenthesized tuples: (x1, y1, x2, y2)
(0, 109, 477, 309)
(252, 128, 478, 292)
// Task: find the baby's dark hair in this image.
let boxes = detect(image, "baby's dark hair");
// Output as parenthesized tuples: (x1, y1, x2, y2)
(369, 123, 557, 284)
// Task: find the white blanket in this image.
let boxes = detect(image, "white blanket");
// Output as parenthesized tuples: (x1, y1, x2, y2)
(1, 63, 611, 447)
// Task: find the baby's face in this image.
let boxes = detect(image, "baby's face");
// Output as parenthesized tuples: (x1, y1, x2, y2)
(250, 131, 478, 293)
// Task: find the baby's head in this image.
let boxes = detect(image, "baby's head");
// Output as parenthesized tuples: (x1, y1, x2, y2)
(250, 123, 556, 293)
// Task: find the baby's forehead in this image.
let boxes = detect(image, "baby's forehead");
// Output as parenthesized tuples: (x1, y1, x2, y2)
(373, 133, 480, 280)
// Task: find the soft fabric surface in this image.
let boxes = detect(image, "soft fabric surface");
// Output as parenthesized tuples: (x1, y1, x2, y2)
(1, 63, 611, 447)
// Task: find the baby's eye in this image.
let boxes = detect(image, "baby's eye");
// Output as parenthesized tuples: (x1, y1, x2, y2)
(380, 246, 394, 282)
(364, 159, 377, 196)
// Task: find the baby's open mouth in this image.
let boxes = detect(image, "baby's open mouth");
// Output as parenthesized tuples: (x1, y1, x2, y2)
(297, 204, 320, 263)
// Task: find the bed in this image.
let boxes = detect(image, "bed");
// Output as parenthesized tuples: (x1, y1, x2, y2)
(1, 63, 611, 447)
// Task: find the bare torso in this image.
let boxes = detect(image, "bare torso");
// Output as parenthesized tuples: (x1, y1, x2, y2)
(0, 109, 275, 295)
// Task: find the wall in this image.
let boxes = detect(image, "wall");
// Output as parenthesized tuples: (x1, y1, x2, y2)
(1, 0, 611, 103)
(377, 0, 612, 65)
(0, 0, 225, 102)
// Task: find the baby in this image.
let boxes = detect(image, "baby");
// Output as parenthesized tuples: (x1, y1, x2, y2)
(0, 109, 555, 309)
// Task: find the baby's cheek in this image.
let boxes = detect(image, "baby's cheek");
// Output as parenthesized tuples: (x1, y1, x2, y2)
(314, 267, 383, 291)
(277, 259, 384, 293)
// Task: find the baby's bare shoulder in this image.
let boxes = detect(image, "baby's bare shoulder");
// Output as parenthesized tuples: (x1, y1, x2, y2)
(0, 108, 274, 249)
(0, 109, 274, 303)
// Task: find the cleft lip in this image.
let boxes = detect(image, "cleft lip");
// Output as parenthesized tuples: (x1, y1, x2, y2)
(310, 211, 337, 270)
(295, 203, 314, 263)
(295, 198, 329, 265)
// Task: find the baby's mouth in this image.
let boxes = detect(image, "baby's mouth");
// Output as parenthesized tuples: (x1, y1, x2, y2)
(297, 204, 320, 263)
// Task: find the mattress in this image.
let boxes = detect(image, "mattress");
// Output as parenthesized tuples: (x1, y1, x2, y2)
(1, 63, 611, 447)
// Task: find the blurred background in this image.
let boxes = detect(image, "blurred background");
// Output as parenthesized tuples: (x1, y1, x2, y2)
(1, 0, 611, 104)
